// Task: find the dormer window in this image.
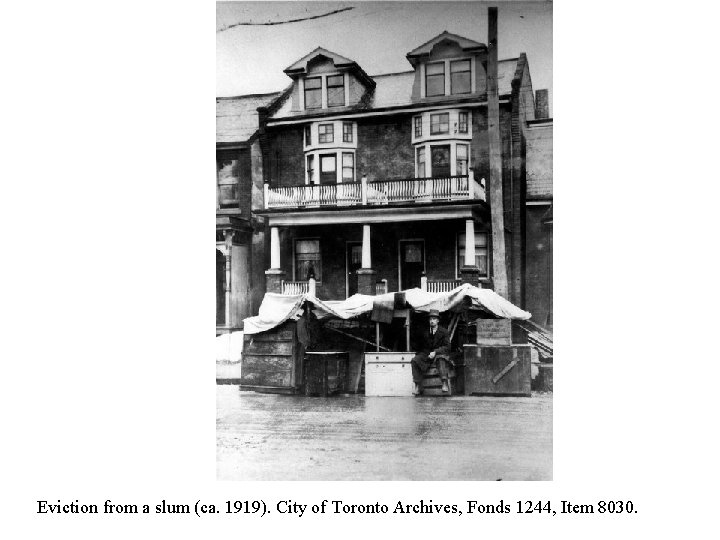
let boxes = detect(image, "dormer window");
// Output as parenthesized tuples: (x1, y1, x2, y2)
(284, 47, 375, 112)
(407, 32, 485, 99)
(426, 62, 445, 97)
(327, 75, 345, 107)
(450, 60, 471, 94)
(430, 113, 449, 135)
(304, 77, 322, 109)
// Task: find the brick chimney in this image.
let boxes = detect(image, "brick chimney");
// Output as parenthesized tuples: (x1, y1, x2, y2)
(535, 89, 549, 119)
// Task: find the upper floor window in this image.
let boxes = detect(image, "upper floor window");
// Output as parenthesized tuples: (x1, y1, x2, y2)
(450, 60, 471, 95)
(342, 152, 355, 182)
(304, 77, 322, 109)
(414, 116, 422, 137)
(327, 75, 345, 107)
(430, 113, 449, 135)
(456, 144, 469, 175)
(458, 112, 468, 134)
(342, 122, 353, 143)
(416, 147, 426, 177)
(304, 125, 311, 146)
(306, 155, 315, 183)
(426, 62, 445, 97)
(318, 123, 334, 143)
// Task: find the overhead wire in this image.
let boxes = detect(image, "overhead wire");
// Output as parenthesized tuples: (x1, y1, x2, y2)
(217, 6, 355, 32)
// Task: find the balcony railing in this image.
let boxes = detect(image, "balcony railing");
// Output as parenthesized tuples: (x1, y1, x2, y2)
(265, 173, 485, 210)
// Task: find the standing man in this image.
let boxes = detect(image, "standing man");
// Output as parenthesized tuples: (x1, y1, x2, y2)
(411, 309, 451, 395)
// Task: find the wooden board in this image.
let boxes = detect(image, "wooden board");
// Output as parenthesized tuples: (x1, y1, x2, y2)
(464, 345, 532, 397)
(242, 340, 294, 356)
(476, 319, 512, 345)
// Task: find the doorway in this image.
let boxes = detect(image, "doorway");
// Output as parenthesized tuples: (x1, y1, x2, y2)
(399, 240, 425, 290)
(431, 145, 451, 177)
(320, 154, 337, 184)
(346, 242, 362, 297)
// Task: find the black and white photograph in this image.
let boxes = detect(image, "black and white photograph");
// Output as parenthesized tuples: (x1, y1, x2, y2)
(9, 0, 719, 537)
(216, 1, 554, 480)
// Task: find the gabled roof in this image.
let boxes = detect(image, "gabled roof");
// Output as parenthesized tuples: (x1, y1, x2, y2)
(283, 47, 375, 88)
(216, 92, 281, 144)
(284, 47, 355, 73)
(406, 31, 486, 61)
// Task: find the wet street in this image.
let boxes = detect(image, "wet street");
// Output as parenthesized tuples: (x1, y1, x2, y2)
(217, 387, 552, 481)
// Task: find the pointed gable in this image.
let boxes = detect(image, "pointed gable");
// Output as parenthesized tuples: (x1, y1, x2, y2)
(406, 31, 486, 66)
(284, 47, 374, 88)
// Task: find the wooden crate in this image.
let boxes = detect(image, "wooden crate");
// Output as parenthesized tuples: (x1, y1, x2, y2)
(364, 352, 414, 397)
(240, 321, 300, 393)
(464, 344, 532, 397)
(476, 319, 512, 345)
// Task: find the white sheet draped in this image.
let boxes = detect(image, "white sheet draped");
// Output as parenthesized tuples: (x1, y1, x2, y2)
(242, 284, 531, 335)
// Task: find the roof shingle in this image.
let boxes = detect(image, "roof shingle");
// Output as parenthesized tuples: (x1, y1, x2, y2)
(216, 93, 281, 144)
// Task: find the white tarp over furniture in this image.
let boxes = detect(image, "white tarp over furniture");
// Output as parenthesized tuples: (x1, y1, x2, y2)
(243, 284, 531, 335)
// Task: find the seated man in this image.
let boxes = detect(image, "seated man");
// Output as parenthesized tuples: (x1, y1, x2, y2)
(411, 309, 451, 395)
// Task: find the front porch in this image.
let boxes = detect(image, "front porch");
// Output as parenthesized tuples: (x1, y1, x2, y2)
(263, 217, 492, 300)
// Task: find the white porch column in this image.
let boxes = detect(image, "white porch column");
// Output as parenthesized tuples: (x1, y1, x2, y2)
(362, 224, 371, 268)
(270, 226, 280, 269)
(464, 219, 476, 266)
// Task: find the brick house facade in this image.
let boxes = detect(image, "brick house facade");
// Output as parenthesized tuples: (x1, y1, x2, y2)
(218, 30, 553, 330)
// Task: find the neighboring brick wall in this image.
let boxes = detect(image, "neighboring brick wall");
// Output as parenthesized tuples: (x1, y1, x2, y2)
(357, 116, 415, 181)
(471, 107, 489, 180)
(535, 89, 549, 119)
(526, 123, 553, 199)
(524, 205, 552, 327)
(267, 126, 304, 186)
(475, 56, 487, 95)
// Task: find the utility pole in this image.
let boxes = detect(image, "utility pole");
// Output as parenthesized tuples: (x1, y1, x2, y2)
(487, 6, 509, 299)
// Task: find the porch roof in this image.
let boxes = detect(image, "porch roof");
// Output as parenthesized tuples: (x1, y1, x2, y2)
(259, 202, 487, 227)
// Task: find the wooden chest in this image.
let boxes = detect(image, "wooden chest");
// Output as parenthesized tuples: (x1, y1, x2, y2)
(364, 352, 414, 397)
(464, 344, 532, 397)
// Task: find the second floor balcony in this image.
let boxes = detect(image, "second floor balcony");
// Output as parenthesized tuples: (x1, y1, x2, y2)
(264, 173, 485, 210)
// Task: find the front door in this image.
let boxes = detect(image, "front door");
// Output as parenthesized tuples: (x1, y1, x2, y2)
(346, 242, 362, 297)
(399, 240, 425, 290)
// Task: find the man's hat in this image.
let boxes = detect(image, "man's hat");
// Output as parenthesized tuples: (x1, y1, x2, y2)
(428, 309, 440, 319)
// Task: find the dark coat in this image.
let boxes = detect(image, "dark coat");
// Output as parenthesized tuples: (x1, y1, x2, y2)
(416, 325, 450, 356)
